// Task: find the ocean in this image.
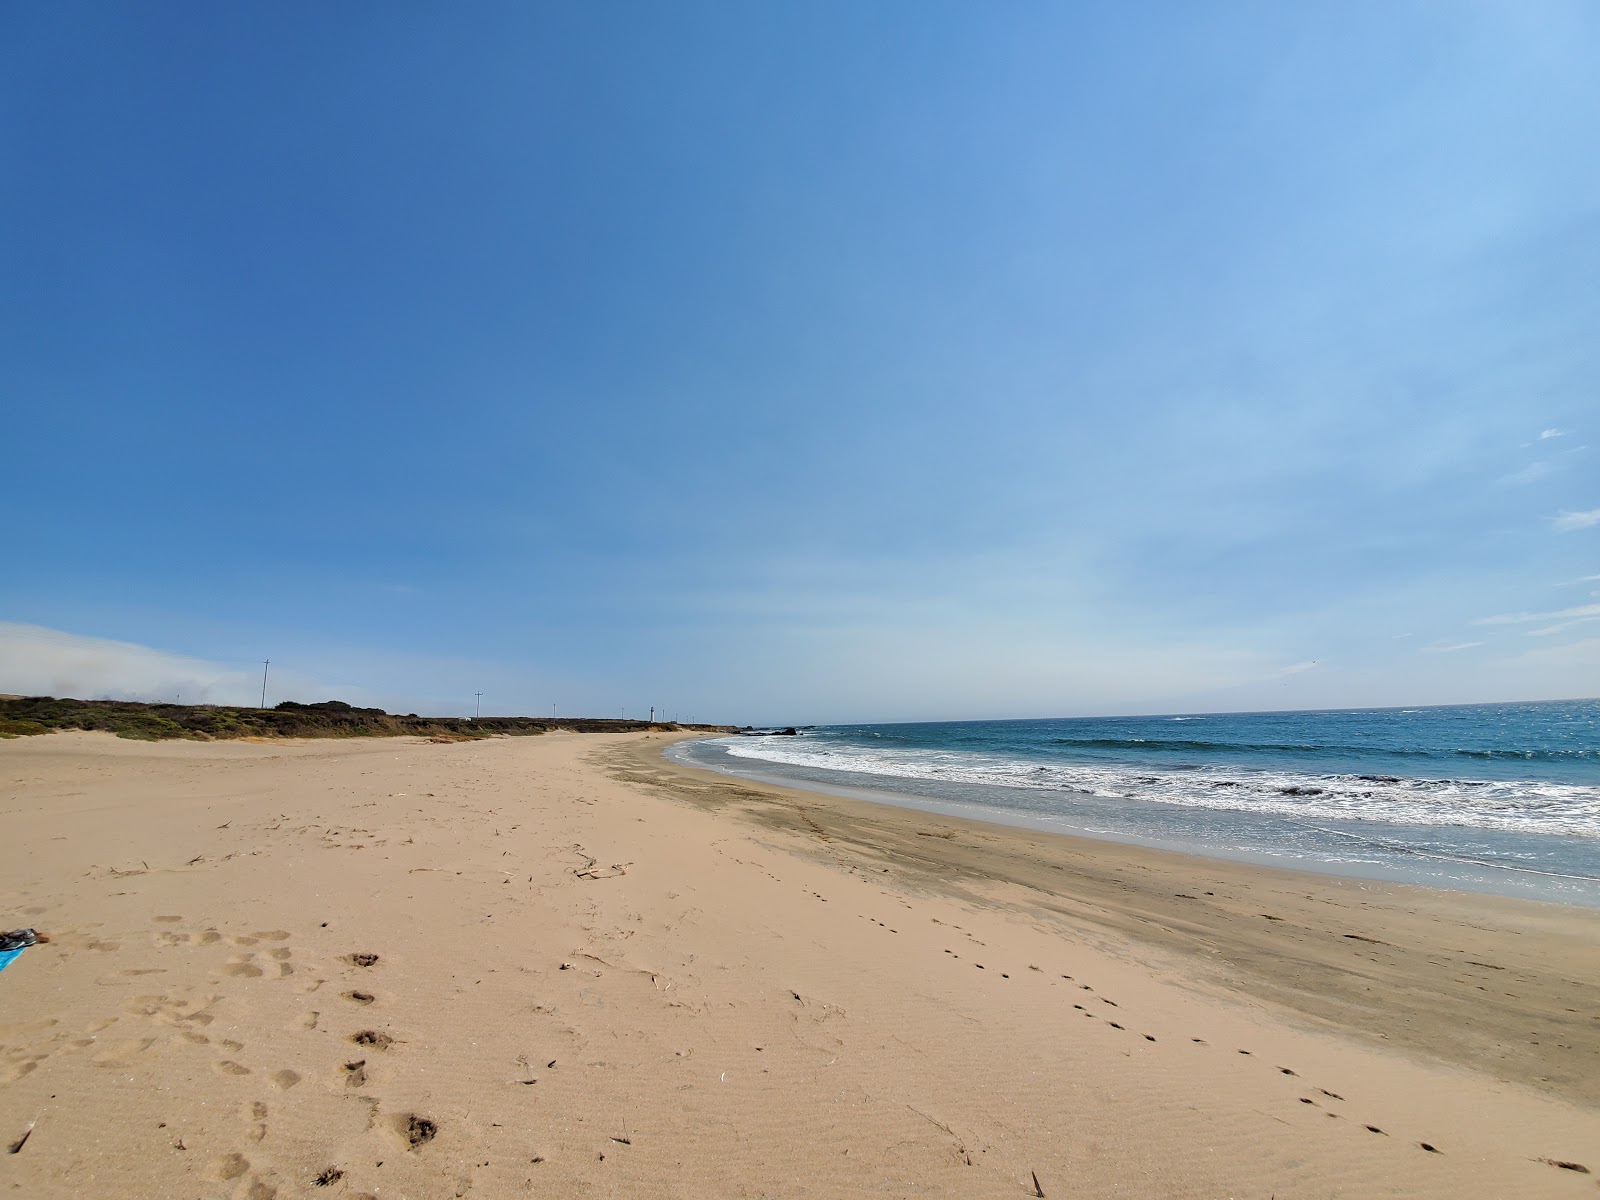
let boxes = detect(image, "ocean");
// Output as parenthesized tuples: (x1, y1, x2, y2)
(670, 699, 1600, 907)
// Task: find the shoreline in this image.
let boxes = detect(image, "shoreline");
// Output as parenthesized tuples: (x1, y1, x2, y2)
(670, 740, 1600, 906)
(611, 734, 1600, 1108)
(2, 730, 1596, 1198)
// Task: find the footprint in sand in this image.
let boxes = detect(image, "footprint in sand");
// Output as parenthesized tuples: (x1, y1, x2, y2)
(394, 1113, 439, 1149)
(5, 1055, 45, 1081)
(207, 1152, 251, 1181)
(158, 926, 223, 947)
(130, 993, 219, 1030)
(221, 951, 293, 979)
(207, 1153, 278, 1199)
(91, 1037, 156, 1067)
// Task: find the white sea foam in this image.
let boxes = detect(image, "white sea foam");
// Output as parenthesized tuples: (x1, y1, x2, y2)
(715, 736, 1600, 838)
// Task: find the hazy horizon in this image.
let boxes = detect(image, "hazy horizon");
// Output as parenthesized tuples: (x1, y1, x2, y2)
(3, 619, 1596, 728)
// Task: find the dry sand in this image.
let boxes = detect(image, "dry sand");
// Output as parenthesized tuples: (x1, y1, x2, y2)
(0, 730, 1596, 1199)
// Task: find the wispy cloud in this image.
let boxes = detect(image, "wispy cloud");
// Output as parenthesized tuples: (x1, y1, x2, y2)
(1421, 641, 1482, 653)
(1552, 509, 1600, 532)
(1272, 660, 1319, 677)
(1474, 602, 1600, 625)
(1498, 461, 1554, 486)
(1529, 619, 1600, 637)
(1522, 428, 1570, 447)
(1473, 604, 1600, 635)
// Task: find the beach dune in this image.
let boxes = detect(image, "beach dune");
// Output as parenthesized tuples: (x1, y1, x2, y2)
(1, 730, 1595, 1198)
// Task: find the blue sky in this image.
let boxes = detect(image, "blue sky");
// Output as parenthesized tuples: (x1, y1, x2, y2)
(3, 2, 1597, 724)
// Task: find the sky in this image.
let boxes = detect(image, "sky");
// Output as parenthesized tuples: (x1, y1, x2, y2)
(2, 2, 1598, 725)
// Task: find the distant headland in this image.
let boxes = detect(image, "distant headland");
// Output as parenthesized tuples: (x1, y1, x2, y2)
(0, 696, 735, 742)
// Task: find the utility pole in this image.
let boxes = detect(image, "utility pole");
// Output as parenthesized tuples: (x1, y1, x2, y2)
(260, 660, 270, 709)
(474, 692, 483, 719)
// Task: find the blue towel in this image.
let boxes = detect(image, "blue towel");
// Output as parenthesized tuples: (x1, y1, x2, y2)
(0, 947, 23, 973)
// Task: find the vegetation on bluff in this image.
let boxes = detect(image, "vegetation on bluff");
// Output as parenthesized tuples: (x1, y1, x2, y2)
(0, 696, 719, 741)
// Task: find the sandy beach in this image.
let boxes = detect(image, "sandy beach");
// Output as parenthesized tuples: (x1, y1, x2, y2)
(1, 730, 1596, 1199)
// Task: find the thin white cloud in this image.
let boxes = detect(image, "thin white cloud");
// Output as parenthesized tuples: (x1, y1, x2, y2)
(1529, 618, 1600, 637)
(1498, 461, 1554, 486)
(1539, 428, 1567, 440)
(1552, 508, 1600, 532)
(1273, 660, 1319, 677)
(1421, 641, 1482, 653)
(1474, 603, 1600, 627)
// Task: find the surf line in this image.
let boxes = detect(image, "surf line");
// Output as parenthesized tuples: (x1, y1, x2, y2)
(1285, 821, 1600, 883)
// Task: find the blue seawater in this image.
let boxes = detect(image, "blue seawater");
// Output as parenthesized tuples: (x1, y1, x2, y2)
(670, 700, 1600, 906)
